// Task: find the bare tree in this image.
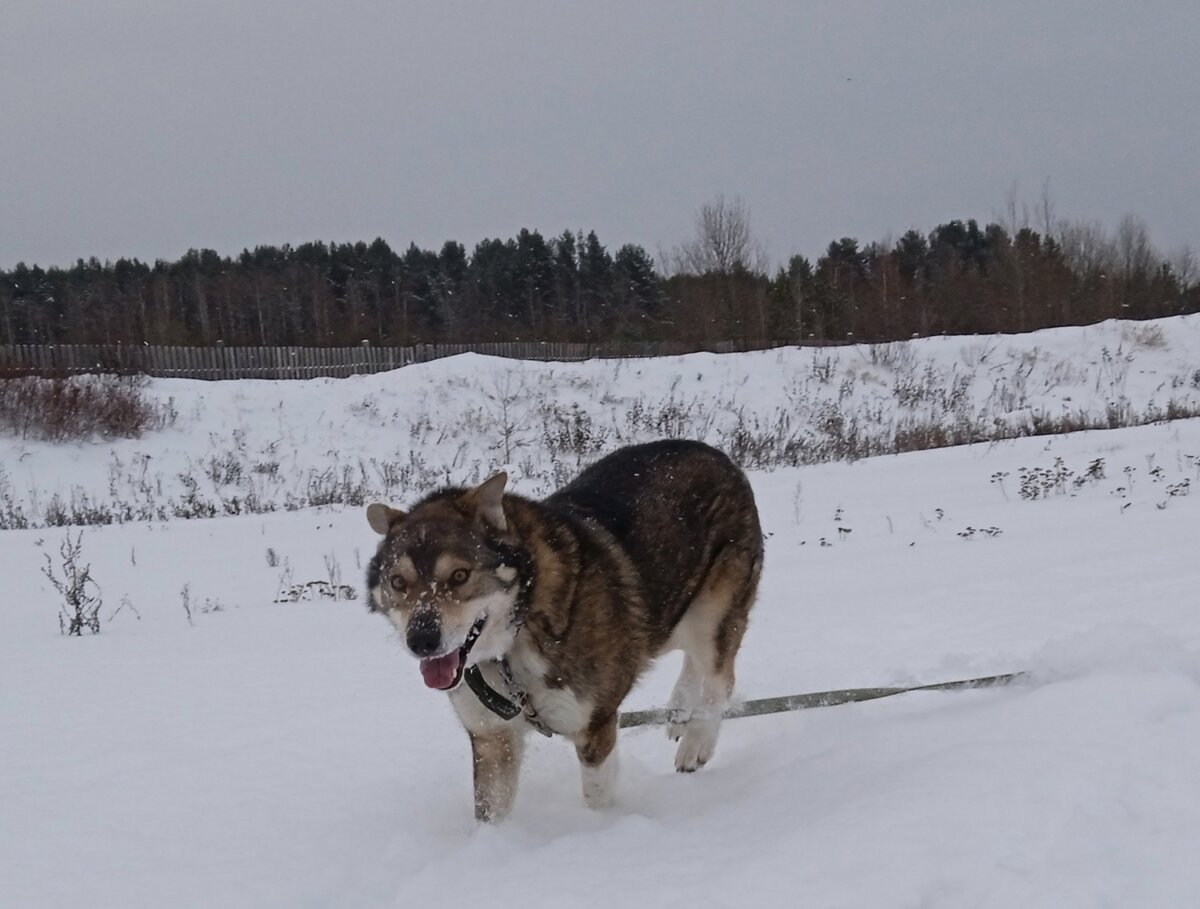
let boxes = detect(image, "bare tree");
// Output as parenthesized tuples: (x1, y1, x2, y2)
(1038, 178, 1057, 239)
(1058, 218, 1117, 275)
(1169, 245, 1196, 290)
(997, 179, 1056, 240)
(999, 182, 1030, 237)
(1116, 213, 1155, 282)
(999, 183, 1031, 333)
(668, 195, 768, 276)
(484, 369, 529, 464)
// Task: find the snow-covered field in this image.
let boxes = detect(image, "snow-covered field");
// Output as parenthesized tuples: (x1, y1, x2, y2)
(2, 316, 1199, 529)
(4, 318, 1200, 907)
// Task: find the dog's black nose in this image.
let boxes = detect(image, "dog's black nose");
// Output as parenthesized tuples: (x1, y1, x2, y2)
(407, 622, 442, 657)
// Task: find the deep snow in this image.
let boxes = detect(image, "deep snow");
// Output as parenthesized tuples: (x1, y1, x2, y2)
(4, 319, 1200, 908)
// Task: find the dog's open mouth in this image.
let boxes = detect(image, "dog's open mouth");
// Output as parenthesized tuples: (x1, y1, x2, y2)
(419, 615, 487, 691)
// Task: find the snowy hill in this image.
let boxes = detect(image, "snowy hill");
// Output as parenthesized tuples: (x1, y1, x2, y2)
(3, 317, 1200, 907)
(2, 316, 1198, 529)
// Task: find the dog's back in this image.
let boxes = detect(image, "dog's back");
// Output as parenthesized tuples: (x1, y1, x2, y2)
(546, 439, 762, 649)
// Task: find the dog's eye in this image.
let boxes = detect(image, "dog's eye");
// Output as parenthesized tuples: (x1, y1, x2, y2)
(389, 575, 407, 593)
(449, 568, 470, 586)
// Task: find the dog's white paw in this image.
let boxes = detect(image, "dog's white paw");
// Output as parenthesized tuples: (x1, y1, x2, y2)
(665, 707, 690, 742)
(584, 782, 617, 810)
(582, 750, 619, 809)
(674, 721, 719, 773)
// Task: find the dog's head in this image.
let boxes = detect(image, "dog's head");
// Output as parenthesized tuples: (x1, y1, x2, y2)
(365, 473, 522, 691)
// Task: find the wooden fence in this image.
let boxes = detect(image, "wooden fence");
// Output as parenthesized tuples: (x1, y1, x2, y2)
(0, 339, 794, 381)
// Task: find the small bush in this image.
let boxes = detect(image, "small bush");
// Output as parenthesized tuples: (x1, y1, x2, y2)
(1125, 323, 1167, 350)
(42, 530, 103, 636)
(0, 375, 174, 441)
(274, 580, 357, 603)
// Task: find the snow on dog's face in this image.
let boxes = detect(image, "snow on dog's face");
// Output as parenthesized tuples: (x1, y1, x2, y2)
(365, 474, 521, 691)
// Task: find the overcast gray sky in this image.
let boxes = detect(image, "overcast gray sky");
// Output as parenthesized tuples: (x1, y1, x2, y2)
(3, 0, 1197, 270)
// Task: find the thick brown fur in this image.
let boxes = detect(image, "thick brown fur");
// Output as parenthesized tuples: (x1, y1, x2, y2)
(366, 439, 763, 820)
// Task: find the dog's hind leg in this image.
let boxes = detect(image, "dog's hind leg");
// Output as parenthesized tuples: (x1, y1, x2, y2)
(672, 633, 732, 772)
(670, 554, 758, 773)
(469, 728, 524, 822)
(665, 653, 700, 742)
(575, 711, 619, 810)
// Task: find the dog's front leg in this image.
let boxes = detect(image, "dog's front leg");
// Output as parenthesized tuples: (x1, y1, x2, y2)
(468, 728, 524, 822)
(574, 712, 618, 810)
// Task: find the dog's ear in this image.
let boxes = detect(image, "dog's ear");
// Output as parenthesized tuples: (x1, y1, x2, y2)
(366, 502, 406, 535)
(460, 472, 508, 532)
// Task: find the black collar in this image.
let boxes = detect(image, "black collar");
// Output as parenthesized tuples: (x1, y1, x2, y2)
(463, 659, 554, 736)
(463, 664, 522, 721)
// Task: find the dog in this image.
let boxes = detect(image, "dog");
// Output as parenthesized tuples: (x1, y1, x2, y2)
(365, 439, 762, 821)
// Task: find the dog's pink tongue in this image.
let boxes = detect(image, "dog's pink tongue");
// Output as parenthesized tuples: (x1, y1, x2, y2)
(420, 651, 463, 690)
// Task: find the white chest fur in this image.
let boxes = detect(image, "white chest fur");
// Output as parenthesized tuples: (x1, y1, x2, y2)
(504, 638, 592, 738)
(450, 644, 592, 740)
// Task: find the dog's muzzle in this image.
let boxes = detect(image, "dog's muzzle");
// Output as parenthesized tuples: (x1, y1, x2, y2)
(417, 615, 488, 691)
